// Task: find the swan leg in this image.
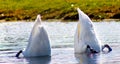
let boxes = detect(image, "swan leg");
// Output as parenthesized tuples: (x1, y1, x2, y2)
(87, 45, 98, 53)
(102, 44, 112, 52)
(86, 44, 112, 53)
(16, 50, 22, 57)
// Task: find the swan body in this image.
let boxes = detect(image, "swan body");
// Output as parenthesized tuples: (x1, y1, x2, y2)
(74, 8, 101, 53)
(22, 15, 51, 57)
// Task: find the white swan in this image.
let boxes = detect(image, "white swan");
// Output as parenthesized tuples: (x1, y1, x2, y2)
(16, 15, 51, 57)
(74, 8, 101, 54)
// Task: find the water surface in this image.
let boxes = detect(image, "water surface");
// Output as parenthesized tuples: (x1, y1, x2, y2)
(0, 20, 120, 64)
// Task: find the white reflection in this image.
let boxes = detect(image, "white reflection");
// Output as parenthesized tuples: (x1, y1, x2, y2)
(25, 56, 51, 64)
(75, 53, 99, 64)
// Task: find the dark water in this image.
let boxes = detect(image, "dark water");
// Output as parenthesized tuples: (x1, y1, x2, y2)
(0, 21, 120, 64)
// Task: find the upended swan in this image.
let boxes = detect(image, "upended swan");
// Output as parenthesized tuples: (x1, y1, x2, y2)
(74, 8, 112, 54)
(16, 15, 51, 57)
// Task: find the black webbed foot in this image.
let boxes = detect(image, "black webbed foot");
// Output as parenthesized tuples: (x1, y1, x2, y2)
(90, 49, 98, 53)
(16, 50, 22, 57)
(102, 44, 112, 52)
(87, 45, 98, 53)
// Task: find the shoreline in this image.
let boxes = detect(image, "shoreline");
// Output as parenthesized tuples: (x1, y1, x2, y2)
(0, 8, 119, 21)
(0, 19, 119, 22)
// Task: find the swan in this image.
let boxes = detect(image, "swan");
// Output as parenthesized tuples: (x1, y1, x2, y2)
(16, 15, 51, 57)
(74, 8, 112, 54)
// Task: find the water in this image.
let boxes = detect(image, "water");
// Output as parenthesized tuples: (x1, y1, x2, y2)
(0, 20, 120, 64)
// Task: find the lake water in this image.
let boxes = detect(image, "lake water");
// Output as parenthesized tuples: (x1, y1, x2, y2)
(0, 20, 120, 64)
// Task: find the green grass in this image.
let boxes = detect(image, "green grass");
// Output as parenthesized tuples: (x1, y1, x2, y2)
(0, 0, 120, 21)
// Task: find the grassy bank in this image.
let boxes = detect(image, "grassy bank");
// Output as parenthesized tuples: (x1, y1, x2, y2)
(0, 0, 120, 21)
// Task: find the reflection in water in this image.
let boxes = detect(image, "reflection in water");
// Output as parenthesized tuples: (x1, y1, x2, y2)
(25, 56, 51, 64)
(75, 53, 99, 64)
